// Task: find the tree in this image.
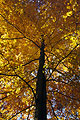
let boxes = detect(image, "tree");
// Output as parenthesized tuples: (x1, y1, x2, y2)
(0, 0, 80, 119)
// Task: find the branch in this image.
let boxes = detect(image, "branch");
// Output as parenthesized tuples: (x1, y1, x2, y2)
(9, 104, 35, 120)
(0, 73, 17, 76)
(56, 90, 80, 102)
(0, 96, 8, 100)
(51, 33, 74, 49)
(0, 73, 36, 99)
(54, 44, 79, 70)
(55, 69, 74, 82)
(48, 100, 58, 120)
(55, 69, 66, 76)
(47, 78, 72, 86)
(48, 44, 79, 79)
(11, 58, 39, 71)
(62, 62, 80, 78)
(0, 14, 40, 48)
(49, 90, 80, 102)
(15, 74, 36, 99)
(0, 52, 9, 64)
(22, 58, 39, 66)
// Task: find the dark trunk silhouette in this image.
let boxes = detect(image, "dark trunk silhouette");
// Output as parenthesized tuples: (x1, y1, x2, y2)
(35, 35, 47, 120)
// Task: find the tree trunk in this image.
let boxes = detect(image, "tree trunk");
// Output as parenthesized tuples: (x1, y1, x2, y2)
(35, 35, 47, 120)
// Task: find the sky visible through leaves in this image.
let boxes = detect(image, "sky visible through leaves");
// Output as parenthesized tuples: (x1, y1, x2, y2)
(0, 0, 80, 120)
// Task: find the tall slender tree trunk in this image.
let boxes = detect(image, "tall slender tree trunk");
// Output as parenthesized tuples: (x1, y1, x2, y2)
(35, 35, 47, 120)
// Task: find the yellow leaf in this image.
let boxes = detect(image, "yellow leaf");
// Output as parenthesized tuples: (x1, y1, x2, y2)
(16, 88, 20, 94)
(22, 98, 26, 103)
(67, 6, 70, 9)
(66, 11, 72, 16)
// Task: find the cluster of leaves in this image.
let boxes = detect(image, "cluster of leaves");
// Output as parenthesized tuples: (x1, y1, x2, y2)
(0, 0, 80, 119)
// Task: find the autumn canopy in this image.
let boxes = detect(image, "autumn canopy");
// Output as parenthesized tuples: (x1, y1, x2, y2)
(0, 0, 80, 120)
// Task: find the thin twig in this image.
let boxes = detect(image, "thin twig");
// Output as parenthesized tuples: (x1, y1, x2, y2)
(22, 58, 39, 66)
(0, 96, 8, 100)
(48, 100, 58, 120)
(0, 73, 36, 99)
(0, 14, 40, 48)
(47, 44, 79, 79)
(9, 104, 35, 120)
(48, 90, 80, 102)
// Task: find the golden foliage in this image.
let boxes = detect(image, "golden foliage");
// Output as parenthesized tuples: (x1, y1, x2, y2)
(0, 0, 80, 119)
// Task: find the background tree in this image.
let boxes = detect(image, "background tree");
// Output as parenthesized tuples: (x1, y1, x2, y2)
(0, 0, 80, 120)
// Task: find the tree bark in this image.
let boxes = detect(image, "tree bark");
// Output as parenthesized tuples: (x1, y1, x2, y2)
(35, 35, 47, 120)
